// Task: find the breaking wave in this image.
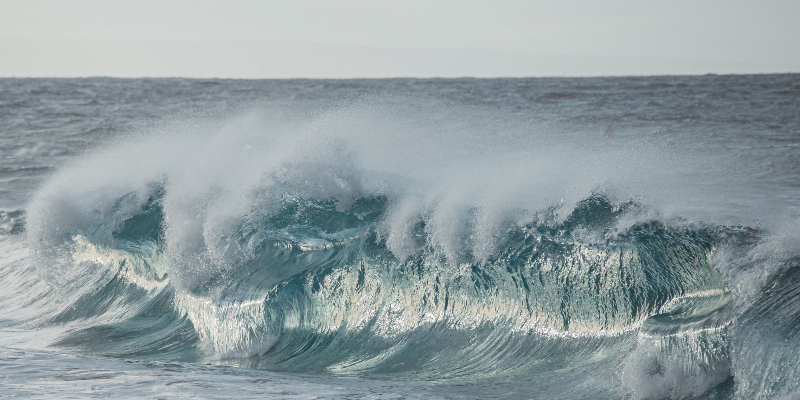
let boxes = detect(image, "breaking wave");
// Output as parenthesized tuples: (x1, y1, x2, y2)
(5, 104, 800, 398)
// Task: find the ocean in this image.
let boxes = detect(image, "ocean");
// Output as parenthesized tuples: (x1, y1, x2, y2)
(1, 75, 799, 399)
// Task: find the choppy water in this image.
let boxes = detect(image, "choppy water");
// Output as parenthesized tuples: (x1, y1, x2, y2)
(1, 75, 799, 399)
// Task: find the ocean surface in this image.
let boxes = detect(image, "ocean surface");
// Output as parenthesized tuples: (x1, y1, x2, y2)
(1, 75, 799, 399)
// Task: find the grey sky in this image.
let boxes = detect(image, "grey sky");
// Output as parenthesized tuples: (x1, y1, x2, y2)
(1, 0, 798, 77)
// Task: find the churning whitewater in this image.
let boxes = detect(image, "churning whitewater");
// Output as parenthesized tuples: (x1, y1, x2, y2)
(1, 76, 799, 399)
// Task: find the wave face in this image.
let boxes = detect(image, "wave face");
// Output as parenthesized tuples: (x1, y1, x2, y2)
(44, 191, 726, 374)
(4, 76, 800, 399)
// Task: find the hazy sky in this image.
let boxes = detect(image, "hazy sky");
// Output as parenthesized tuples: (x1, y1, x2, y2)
(1, 0, 798, 77)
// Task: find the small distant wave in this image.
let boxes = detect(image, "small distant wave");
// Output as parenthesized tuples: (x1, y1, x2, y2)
(15, 142, 71, 157)
(0, 209, 25, 234)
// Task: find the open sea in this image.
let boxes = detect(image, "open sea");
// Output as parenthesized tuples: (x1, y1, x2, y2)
(1, 75, 799, 399)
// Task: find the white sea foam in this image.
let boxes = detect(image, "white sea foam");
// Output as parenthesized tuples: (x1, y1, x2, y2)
(621, 340, 730, 399)
(23, 98, 791, 291)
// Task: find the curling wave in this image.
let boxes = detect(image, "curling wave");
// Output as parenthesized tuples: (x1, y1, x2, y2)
(34, 187, 731, 379)
(9, 105, 800, 399)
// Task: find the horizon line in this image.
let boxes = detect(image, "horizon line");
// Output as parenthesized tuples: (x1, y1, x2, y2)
(2, 38, 798, 79)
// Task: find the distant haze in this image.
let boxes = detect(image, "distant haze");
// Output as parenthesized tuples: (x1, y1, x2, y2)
(1, 0, 798, 78)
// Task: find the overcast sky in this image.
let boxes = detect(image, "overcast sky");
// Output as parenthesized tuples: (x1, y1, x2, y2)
(1, 0, 798, 78)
